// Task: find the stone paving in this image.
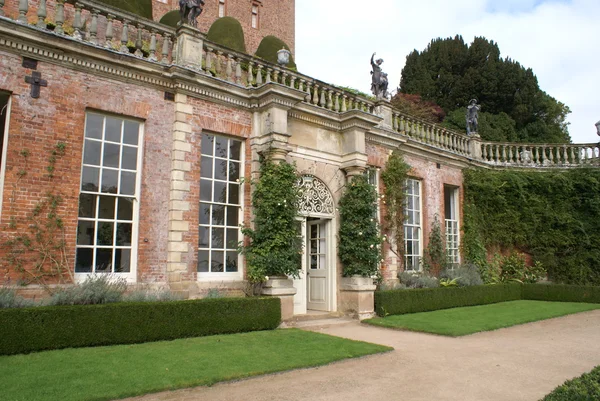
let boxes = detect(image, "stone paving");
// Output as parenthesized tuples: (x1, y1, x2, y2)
(123, 310, 600, 401)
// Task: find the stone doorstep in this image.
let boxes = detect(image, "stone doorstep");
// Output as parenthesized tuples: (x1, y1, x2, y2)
(283, 314, 356, 330)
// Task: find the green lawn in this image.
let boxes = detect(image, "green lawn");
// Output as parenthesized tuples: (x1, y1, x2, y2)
(364, 300, 600, 336)
(0, 329, 391, 401)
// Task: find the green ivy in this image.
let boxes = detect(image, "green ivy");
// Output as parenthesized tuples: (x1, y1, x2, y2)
(241, 158, 302, 283)
(463, 167, 600, 285)
(381, 151, 411, 261)
(339, 175, 382, 277)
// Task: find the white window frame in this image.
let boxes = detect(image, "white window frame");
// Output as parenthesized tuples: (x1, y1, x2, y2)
(404, 178, 423, 272)
(198, 132, 244, 282)
(445, 186, 460, 267)
(251, 3, 259, 28)
(367, 167, 380, 223)
(218, 0, 226, 18)
(0, 93, 11, 220)
(75, 111, 144, 283)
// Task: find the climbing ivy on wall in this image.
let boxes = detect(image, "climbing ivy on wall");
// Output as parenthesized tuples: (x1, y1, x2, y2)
(463, 167, 600, 285)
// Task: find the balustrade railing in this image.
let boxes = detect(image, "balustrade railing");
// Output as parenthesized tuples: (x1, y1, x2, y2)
(480, 142, 600, 166)
(389, 111, 471, 157)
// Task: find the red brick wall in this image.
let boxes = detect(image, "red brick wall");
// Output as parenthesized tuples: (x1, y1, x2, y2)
(0, 49, 173, 284)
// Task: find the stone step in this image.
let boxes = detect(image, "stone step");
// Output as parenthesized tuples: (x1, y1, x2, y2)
(281, 312, 356, 329)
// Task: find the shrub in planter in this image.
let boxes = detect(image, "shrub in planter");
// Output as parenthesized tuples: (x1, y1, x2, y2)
(398, 272, 439, 289)
(48, 274, 127, 306)
(0, 288, 32, 309)
(439, 264, 484, 287)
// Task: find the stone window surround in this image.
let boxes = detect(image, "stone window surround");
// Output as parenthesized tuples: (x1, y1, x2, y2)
(219, 0, 227, 18)
(404, 178, 423, 272)
(0, 91, 11, 220)
(251, 1, 260, 29)
(198, 132, 244, 282)
(75, 111, 144, 282)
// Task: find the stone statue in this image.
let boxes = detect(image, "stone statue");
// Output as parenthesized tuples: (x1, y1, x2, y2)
(596, 120, 600, 137)
(371, 53, 389, 100)
(466, 99, 481, 135)
(179, 0, 205, 28)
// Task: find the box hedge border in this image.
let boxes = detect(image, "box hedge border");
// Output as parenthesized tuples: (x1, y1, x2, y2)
(375, 284, 600, 317)
(0, 297, 280, 355)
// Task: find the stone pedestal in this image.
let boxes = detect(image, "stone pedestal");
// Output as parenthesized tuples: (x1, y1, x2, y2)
(261, 276, 297, 321)
(374, 99, 394, 129)
(469, 133, 482, 160)
(175, 24, 205, 70)
(339, 276, 376, 320)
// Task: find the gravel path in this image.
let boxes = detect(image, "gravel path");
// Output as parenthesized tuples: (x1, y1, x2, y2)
(124, 310, 600, 401)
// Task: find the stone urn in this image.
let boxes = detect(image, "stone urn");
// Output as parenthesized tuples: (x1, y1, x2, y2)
(339, 275, 376, 320)
(261, 276, 297, 321)
(277, 48, 291, 67)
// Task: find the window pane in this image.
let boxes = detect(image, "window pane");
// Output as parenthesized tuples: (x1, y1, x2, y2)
(214, 181, 227, 203)
(201, 157, 213, 179)
(79, 194, 96, 218)
(215, 136, 227, 158)
(212, 205, 225, 225)
(226, 206, 238, 226)
(211, 227, 224, 249)
(97, 222, 114, 246)
(77, 221, 95, 245)
(95, 248, 113, 272)
(116, 223, 132, 246)
(120, 171, 136, 195)
(122, 146, 138, 171)
(81, 166, 99, 192)
(211, 251, 224, 272)
(103, 143, 120, 168)
(85, 114, 103, 140)
(83, 139, 101, 166)
(226, 228, 238, 249)
(228, 184, 239, 205)
(199, 203, 210, 225)
(229, 161, 240, 181)
(123, 121, 139, 145)
(117, 198, 134, 221)
(199, 227, 209, 247)
(229, 140, 241, 160)
(98, 196, 116, 219)
(214, 159, 227, 181)
(105, 117, 122, 143)
(75, 248, 93, 273)
(201, 134, 214, 156)
(200, 179, 212, 202)
(198, 250, 209, 272)
(226, 251, 238, 272)
(101, 169, 118, 194)
(115, 249, 131, 273)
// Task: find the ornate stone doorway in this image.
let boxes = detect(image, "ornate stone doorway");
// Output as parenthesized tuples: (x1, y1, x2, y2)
(293, 175, 337, 315)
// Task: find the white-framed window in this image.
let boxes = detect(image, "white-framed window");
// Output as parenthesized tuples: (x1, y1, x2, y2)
(218, 0, 226, 17)
(404, 178, 422, 272)
(251, 3, 259, 28)
(198, 133, 243, 279)
(75, 112, 143, 280)
(0, 91, 11, 220)
(445, 186, 460, 267)
(367, 167, 380, 222)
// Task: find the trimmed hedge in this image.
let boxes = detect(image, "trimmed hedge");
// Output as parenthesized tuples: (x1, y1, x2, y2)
(0, 297, 280, 355)
(375, 285, 522, 316)
(98, 0, 153, 19)
(159, 10, 180, 28)
(206, 17, 246, 53)
(542, 366, 600, 401)
(255, 35, 297, 71)
(523, 284, 600, 304)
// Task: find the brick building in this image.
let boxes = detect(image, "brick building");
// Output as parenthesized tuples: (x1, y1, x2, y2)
(0, 0, 598, 318)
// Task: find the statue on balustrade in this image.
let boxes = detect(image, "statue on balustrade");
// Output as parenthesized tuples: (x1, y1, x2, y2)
(371, 53, 389, 100)
(179, 0, 205, 28)
(466, 99, 481, 135)
(596, 120, 600, 137)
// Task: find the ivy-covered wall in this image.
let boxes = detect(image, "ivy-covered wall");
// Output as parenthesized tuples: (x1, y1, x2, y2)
(463, 168, 600, 285)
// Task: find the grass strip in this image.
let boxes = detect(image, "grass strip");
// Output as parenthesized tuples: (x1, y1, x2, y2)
(0, 329, 391, 401)
(364, 300, 600, 336)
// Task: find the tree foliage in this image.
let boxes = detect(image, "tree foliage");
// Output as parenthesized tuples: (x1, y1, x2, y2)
(463, 168, 600, 285)
(391, 93, 445, 123)
(400, 36, 571, 143)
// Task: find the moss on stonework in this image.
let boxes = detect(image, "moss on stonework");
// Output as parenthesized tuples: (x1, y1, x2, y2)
(97, 0, 153, 20)
(206, 17, 246, 53)
(159, 10, 180, 28)
(255, 36, 297, 71)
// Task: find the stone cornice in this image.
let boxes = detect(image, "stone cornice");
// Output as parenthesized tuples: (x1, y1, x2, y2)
(248, 83, 306, 111)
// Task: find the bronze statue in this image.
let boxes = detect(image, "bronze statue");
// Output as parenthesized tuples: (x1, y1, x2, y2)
(371, 52, 389, 99)
(179, 0, 205, 28)
(466, 99, 481, 135)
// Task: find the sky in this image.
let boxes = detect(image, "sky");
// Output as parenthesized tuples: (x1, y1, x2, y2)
(296, 0, 600, 144)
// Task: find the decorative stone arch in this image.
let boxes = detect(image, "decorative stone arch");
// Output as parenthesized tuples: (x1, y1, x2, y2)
(296, 175, 335, 218)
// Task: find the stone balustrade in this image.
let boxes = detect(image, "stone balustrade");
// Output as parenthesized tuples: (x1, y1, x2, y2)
(390, 112, 471, 157)
(480, 142, 600, 166)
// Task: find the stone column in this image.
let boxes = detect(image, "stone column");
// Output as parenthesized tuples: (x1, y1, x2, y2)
(167, 93, 194, 298)
(175, 24, 205, 70)
(469, 133, 482, 160)
(339, 276, 376, 320)
(261, 277, 297, 321)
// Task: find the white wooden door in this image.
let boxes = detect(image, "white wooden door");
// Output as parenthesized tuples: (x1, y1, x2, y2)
(307, 220, 329, 311)
(292, 219, 307, 315)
